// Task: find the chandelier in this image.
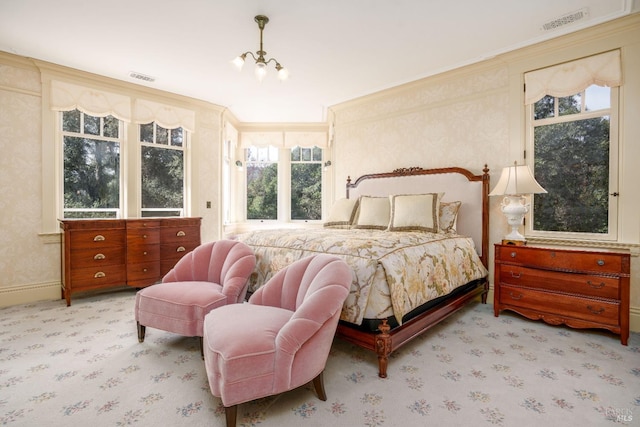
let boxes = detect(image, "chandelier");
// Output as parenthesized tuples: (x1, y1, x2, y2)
(232, 15, 289, 82)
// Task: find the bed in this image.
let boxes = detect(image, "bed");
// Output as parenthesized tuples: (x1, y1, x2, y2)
(235, 165, 490, 377)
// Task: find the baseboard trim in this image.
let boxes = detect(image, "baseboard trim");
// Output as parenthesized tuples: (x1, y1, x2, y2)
(0, 282, 61, 308)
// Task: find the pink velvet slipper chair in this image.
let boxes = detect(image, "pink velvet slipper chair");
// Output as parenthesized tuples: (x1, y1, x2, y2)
(134, 240, 255, 354)
(203, 254, 352, 427)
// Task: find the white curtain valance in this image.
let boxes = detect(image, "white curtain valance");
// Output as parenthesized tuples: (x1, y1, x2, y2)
(284, 132, 328, 148)
(133, 99, 196, 133)
(240, 132, 283, 148)
(524, 50, 622, 105)
(240, 131, 328, 149)
(50, 80, 131, 122)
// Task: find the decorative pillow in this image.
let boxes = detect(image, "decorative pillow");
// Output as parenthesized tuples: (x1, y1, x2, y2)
(439, 201, 461, 233)
(352, 196, 391, 230)
(323, 198, 359, 229)
(388, 193, 439, 232)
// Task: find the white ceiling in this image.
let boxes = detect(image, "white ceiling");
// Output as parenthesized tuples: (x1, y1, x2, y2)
(0, 1, 636, 123)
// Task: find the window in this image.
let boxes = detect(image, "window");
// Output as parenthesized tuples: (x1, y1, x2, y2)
(290, 146, 322, 220)
(62, 109, 122, 218)
(246, 146, 279, 220)
(140, 122, 186, 217)
(244, 145, 324, 222)
(526, 73, 619, 240)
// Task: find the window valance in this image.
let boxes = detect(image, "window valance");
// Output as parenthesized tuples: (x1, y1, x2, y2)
(133, 99, 196, 133)
(50, 80, 131, 122)
(284, 132, 328, 148)
(524, 50, 621, 105)
(240, 131, 328, 148)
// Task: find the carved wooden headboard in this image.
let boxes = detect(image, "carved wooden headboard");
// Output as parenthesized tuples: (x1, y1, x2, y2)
(346, 166, 490, 267)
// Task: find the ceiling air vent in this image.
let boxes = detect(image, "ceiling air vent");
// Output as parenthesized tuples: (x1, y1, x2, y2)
(129, 71, 156, 82)
(541, 8, 589, 31)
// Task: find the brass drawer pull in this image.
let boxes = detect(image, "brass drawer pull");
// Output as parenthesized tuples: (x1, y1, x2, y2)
(94, 271, 106, 278)
(587, 305, 605, 315)
(509, 292, 523, 300)
(510, 271, 521, 279)
(510, 252, 516, 258)
(94, 253, 106, 260)
(93, 234, 105, 241)
(587, 280, 605, 289)
(177, 246, 186, 252)
(143, 234, 147, 239)
(176, 230, 186, 237)
(597, 259, 605, 266)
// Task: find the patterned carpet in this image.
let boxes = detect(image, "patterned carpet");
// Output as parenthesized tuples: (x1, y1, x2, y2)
(0, 288, 638, 426)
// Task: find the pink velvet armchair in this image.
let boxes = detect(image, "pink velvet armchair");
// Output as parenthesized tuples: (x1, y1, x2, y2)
(134, 240, 255, 353)
(202, 254, 352, 427)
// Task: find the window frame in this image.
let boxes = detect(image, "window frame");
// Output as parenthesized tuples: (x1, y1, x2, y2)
(524, 86, 620, 242)
(138, 122, 188, 218)
(60, 109, 125, 219)
(241, 145, 326, 224)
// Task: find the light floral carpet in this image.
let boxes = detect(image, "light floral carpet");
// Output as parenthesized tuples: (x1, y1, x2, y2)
(0, 288, 638, 426)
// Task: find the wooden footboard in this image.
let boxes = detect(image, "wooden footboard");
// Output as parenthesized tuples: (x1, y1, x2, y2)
(336, 278, 489, 378)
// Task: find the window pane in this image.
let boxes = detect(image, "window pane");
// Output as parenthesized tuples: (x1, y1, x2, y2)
(558, 93, 581, 116)
(64, 136, 120, 212)
(290, 146, 301, 161)
(141, 145, 184, 210)
(84, 115, 100, 135)
(140, 123, 154, 143)
(585, 85, 611, 111)
(533, 116, 610, 233)
(171, 128, 183, 147)
(291, 163, 321, 220)
(156, 126, 169, 145)
(103, 116, 119, 138)
(533, 95, 555, 120)
(62, 109, 81, 133)
(246, 163, 278, 220)
(312, 146, 322, 161)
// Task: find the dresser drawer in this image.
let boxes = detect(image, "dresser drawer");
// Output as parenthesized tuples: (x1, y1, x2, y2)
(497, 245, 624, 274)
(70, 246, 126, 268)
(69, 229, 126, 250)
(127, 261, 161, 283)
(160, 225, 200, 244)
(70, 264, 127, 289)
(498, 264, 620, 299)
(499, 285, 620, 326)
(127, 244, 160, 263)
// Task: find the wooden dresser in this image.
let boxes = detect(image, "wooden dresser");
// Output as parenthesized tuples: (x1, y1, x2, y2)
(494, 244, 630, 345)
(60, 218, 201, 306)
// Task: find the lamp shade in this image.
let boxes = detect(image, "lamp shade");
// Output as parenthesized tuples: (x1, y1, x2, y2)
(489, 163, 547, 196)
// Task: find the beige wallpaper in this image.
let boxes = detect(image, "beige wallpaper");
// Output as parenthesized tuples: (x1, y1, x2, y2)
(0, 62, 61, 301)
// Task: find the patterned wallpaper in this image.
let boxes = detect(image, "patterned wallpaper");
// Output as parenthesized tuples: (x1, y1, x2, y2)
(0, 63, 61, 299)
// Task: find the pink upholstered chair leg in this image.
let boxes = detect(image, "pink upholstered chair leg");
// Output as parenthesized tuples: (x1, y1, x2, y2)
(224, 405, 237, 427)
(312, 372, 327, 401)
(137, 322, 145, 343)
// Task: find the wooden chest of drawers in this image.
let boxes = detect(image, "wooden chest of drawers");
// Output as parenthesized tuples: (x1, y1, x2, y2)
(60, 218, 201, 305)
(494, 244, 630, 345)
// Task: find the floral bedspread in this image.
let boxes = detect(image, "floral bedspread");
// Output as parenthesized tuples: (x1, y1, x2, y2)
(235, 228, 488, 326)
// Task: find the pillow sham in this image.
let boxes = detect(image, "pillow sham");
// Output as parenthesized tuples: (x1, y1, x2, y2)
(352, 196, 391, 230)
(323, 198, 359, 229)
(439, 201, 461, 233)
(388, 193, 439, 232)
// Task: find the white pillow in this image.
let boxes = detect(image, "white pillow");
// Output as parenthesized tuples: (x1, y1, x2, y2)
(352, 196, 391, 230)
(388, 193, 439, 232)
(439, 201, 461, 233)
(323, 198, 358, 229)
